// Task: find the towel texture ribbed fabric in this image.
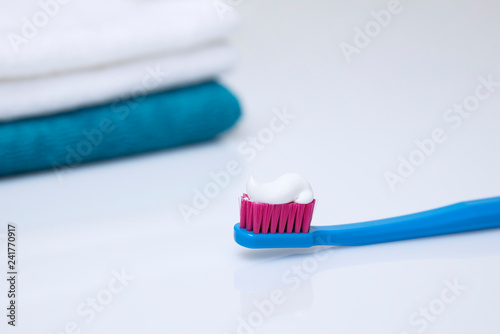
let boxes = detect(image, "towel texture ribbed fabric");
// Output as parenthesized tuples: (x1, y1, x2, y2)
(0, 82, 241, 177)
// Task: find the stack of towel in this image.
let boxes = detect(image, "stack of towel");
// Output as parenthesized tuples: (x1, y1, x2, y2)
(0, 0, 241, 177)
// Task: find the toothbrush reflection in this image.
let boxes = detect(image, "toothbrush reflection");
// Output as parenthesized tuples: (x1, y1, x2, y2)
(233, 229, 500, 332)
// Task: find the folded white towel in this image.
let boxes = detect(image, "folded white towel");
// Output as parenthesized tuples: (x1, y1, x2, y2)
(0, 0, 237, 79)
(0, 42, 235, 120)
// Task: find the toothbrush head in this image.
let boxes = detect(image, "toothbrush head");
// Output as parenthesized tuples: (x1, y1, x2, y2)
(235, 174, 316, 248)
(239, 194, 316, 234)
(234, 195, 317, 248)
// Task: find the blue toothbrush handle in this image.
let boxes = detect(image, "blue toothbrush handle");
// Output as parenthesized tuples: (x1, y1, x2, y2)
(313, 196, 500, 246)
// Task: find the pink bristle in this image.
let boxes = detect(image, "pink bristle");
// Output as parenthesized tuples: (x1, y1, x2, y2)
(294, 204, 305, 233)
(240, 198, 247, 229)
(302, 200, 316, 233)
(286, 204, 298, 233)
(269, 205, 281, 233)
(245, 199, 253, 232)
(261, 204, 272, 234)
(278, 205, 289, 233)
(253, 203, 263, 234)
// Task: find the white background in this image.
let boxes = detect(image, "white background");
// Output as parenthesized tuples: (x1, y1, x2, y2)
(2, 0, 500, 333)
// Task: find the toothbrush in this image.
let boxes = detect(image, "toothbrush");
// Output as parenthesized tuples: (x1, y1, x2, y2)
(234, 174, 500, 249)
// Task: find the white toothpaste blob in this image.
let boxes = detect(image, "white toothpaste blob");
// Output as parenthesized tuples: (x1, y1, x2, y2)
(246, 173, 314, 204)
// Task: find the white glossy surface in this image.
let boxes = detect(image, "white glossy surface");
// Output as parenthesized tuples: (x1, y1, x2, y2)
(2, 0, 500, 333)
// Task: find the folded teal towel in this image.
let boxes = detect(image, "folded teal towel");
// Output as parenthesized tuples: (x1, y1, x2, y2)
(0, 81, 241, 177)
